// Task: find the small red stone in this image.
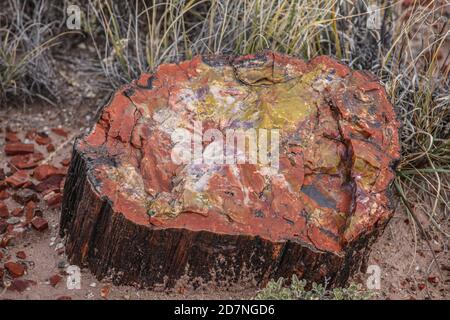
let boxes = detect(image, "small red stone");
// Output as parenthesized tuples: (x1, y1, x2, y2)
(45, 192, 63, 208)
(4, 143, 34, 156)
(31, 216, 48, 231)
(33, 175, 64, 193)
(51, 128, 68, 137)
(4, 261, 25, 278)
(5, 170, 29, 188)
(0, 201, 9, 218)
(16, 251, 26, 259)
(101, 285, 111, 299)
(33, 165, 66, 181)
(8, 152, 44, 170)
(0, 190, 10, 200)
(9, 157, 37, 170)
(24, 201, 37, 223)
(12, 189, 38, 205)
(418, 283, 426, 290)
(8, 279, 30, 292)
(11, 208, 23, 217)
(49, 274, 62, 287)
(57, 296, 72, 300)
(5, 131, 20, 143)
(35, 132, 52, 145)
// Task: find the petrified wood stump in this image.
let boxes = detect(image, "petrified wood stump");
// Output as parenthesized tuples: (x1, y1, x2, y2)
(60, 51, 400, 288)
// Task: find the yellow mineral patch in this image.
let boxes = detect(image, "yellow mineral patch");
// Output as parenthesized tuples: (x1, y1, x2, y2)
(256, 80, 313, 130)
(190, 63, 325, 132)
(304, 140, 341, 174)
(353, 157, 379, 190)
(246, 67, 323, 130)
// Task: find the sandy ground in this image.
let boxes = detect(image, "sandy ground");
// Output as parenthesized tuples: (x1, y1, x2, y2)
(0, 102, 448, 300)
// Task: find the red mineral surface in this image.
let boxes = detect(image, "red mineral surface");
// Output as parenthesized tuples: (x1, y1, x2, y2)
(60, 51, 400, 288)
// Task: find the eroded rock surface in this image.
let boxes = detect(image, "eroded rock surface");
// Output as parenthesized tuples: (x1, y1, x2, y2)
(60, 51, 400, 288)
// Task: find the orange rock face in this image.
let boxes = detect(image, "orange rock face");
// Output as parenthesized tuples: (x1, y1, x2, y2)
(61, 51, 400, 288)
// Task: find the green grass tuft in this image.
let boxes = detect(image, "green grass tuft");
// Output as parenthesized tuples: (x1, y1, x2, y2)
(255, 275, 373, 300)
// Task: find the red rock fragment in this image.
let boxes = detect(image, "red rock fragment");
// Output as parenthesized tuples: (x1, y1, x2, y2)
(44, 192, 62, 208)
(8, 152, 44, 170)
(8, 279, 29, 292)
(101, 285, 111, 299)
(31, 216, 48, 231)
(16, 251, 26, 259)
(33, 165, 66, 181)
(11, 208, 23, 217)
(49, 274, 62, 287)
(51, 128, 68, 137)
(4, 261, 25, 278)
(5, 131, 20, 143)
(0, 190, 10, 200)
(4, 143, 34, 156)
(5, 170, 29, 188)
(57, 296, 72, 300)
(35, 132, 52, 145)
(24, 201, 37, 223)
(33, 175, 64, 193)
(0, 202, 9, 218)
(12, 189, 38, 205)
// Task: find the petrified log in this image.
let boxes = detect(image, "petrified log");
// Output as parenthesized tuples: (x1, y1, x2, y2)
(60, 51, 400, 288)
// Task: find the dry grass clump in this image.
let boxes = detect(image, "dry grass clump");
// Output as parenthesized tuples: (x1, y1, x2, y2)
(387, 1, 449, 241)
(0, 0, 71, 104)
